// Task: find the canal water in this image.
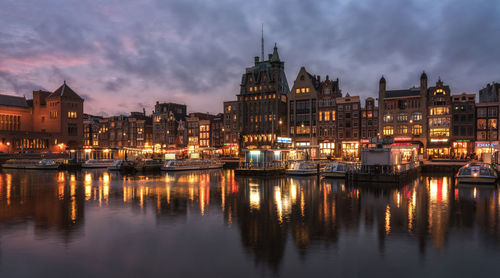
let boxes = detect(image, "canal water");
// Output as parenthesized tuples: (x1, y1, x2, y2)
(0, 169, 499, 277)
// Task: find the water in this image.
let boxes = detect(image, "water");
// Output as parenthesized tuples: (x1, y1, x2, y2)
(0, 169, 499, 277)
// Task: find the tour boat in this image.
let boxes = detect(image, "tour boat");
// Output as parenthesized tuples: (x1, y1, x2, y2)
(82, 159, 115, 168)
(135, 159, 164, 171)
(2, 159, 60, 170)
(161, 160, 224, 171)
(456, 163, 498, 184)
(322, 162, 349, 178)
(108, 160, 123, 171)
(286, 161, 319, 175)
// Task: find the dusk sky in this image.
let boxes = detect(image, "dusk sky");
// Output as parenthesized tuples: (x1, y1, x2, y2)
(1, 0, 499, 116)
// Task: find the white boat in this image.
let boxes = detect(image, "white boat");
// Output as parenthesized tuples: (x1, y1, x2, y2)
(82, 159, 115, 168)
(161, 160, 224, 171)
(456, 163, 498, 184)
(108, 160, 123, 171)
(286, 161, 318, 175)
(322, 162, 349, 178)
(2, 159, 60, 170)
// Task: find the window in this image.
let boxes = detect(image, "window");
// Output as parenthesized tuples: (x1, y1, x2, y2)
(50, 111, 58, 119)
(429, 128, 449, 137)
(429, 107, 449, 115)
(383, 126, 393, 136)
(397, 113, 408, 122)
(383, 114, 393, 123)
(397, 125, 408, 134)
(68, 111, 77, 119)
(488, 107, 498, 117)
(68, 124, 78, 136)
(324, 111, 330, 121)
(477, 108, 487, 117)
(477, 119, 487, 129)
(411, 112, 422, 122)
(412, 125, 422, 136)
(489, 119, 497, 129)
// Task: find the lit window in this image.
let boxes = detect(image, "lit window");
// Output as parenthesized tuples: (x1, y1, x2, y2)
(383, 126, 393, 136)
(68, 111, 77, 119)
(412, 125, 422, 136)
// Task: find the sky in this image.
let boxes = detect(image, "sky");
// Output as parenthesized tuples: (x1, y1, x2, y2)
(0, 0, 499, 116)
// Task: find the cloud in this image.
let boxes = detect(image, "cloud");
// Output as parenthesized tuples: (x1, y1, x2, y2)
(0, 0, 499, 115)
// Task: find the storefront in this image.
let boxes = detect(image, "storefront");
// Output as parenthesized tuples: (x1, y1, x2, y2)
(475, 141, 499, 159)
(222, 143, 239, 157)
(391, 143, 419, 163)
(427, 138, 451, 159)
(341, 141, 360, 161)
(451, 140, 473, 159)
(319, 141, 335, 159)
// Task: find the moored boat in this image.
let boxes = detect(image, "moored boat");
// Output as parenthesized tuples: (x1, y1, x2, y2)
(2, 159, 60, 170)
(135, 159, 163, 171)
(108, 160, 123, 171)
(161, 160, 224, 171)
(322, 162, 349, 178)
(456, 163, 498, 184)
(286, 161, 318, 175)
(82, 159, 115, 168)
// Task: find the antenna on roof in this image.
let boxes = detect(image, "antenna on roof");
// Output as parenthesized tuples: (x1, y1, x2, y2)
(261, 23, 264, 62)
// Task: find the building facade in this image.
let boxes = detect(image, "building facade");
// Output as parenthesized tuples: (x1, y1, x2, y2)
(237, 44, 289, 149)
(379, 73, 428, 154)
(317, 75, 341, 158)
(426, 79, 452, 159)
(451, 93, 476, 158)
(223, 101, 239, 156)
(335, 94, 361, 160)
(152, 102, 187, 149)
(360, 97, 379, 148)
(0, 81, 84, 153)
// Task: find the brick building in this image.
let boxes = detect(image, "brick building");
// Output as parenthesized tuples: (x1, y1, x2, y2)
(451, 93, 476, 158)
(0, 81, 84, 153)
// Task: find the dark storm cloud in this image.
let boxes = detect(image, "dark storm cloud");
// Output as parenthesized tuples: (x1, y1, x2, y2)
(0, 0, 499, 114)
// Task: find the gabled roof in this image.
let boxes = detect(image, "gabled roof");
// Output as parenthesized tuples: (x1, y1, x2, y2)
(0, 94, 29, 108)
(384, 89, 421, 98)
(48, 81, 83, 100)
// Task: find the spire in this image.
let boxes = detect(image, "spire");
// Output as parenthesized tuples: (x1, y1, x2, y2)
(380, 75, 386, 84)
(270, 42, 280, 62)
(261, 23, 264, 62)
(420, 71, 427, 80)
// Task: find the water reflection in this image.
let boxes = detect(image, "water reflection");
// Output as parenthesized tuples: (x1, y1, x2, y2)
(1, 169, 500, 275)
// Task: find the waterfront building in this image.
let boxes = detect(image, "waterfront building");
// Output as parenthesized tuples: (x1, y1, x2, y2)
(426, 79, 452, 158)
(237, 44, 289, 149)
(317, 75, 341, 158)
(378, 73, 428, 154)
(211, 113, 224, 149)
(288, 67, 320, 157)
(0, 81, 84, 153)
(475, 84, 499, 157)
(187, 112, 216, 154)
(336, 94, 361, 160)
(83, 114, 103, 147)
(97, 112, 152, 149)
(450, 93, 476, 157)
(360, 97, 379, 149)
(152, 102, 187, 149)
(223, 101, 239, 156)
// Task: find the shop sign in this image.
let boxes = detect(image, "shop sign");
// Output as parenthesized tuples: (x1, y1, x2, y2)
(277, 137, 292, 144)
(476, 142, 498, 148)
(394, 137, 412, 142)
(430, 138, 448, 143)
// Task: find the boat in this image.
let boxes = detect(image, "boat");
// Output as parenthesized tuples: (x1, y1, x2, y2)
(82, 159, 115, 168)
(2, 159, 60, 170)
(135, 159, 163, 171)
(322, 162, 349, 178)
(456, 163, 498, 184)
(286, 161, 318, 175)
(161, 160, 224, 171)
(108, 160, 123, 171)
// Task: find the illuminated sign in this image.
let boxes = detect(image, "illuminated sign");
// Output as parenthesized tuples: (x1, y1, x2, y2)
(430, 138, 448, 143)
(394, 137, 412, 142)
(360, 139, 370, 143)
(277, 137, 292, 144)
(476, 143, 498, 148)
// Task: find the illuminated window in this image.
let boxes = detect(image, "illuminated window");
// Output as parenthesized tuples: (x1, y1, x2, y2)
(296, 88, 300, 93)
(429, 107, 449, 115)
(383, 114, 393, 123)
(429, 128, 449, 137)
(331, 111, 336, 121)
(488, 119, 497, 129)
(301, 88, 306, 93)
(397, 125, 408, 134)
(383, 126, 393, 136)
(412, 125, 422, 136)
(50, 111, 58, 119)
(433, 88, 445, 95)
(397, 113, 408, 122)
(477, 119, 486, 129)
(324, 111, 330, 121)
(68, 111, 77, 119)
(411, 112, 422, 121)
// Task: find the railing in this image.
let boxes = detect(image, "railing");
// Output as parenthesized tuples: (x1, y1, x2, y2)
(348, 162, 419, 175)
(238, 161, 286, 169)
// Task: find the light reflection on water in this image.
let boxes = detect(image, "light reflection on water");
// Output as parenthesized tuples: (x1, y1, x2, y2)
(0, 169, 500, 277)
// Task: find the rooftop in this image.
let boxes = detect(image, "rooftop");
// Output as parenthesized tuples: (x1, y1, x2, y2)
(0, 94, 29, 108)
